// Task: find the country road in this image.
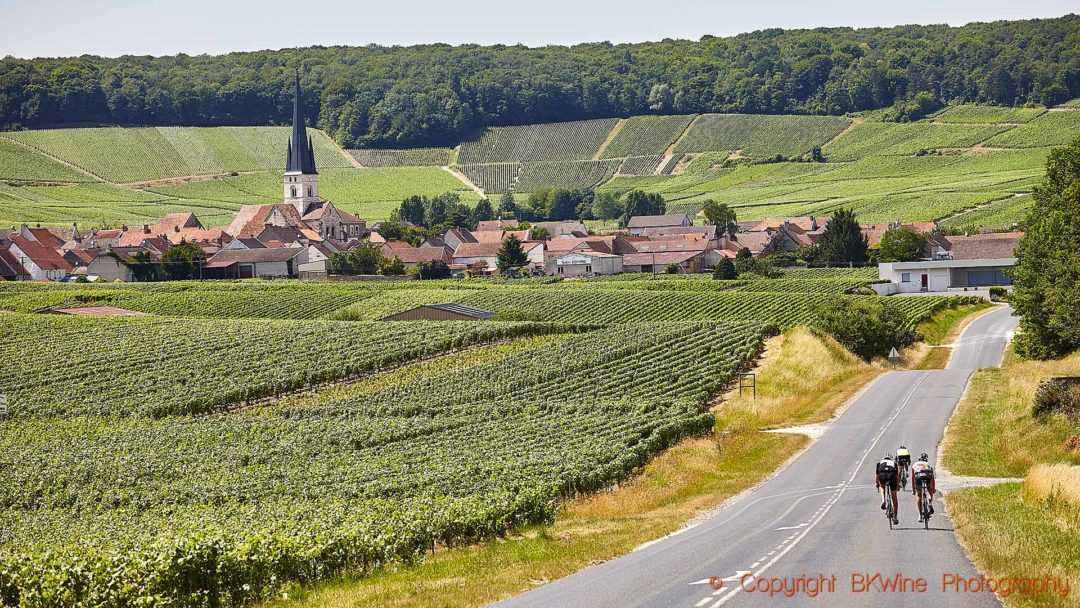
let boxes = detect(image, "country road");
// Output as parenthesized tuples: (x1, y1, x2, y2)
(494, 305, 1020, 608)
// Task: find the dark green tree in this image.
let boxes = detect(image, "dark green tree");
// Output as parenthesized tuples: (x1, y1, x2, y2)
(496, 235, 528, 271)
(621, 190, 665, 226)
(414, 259, 452, 280)
(328, 241, 386, 274)
(734, 247, 755, 275)
(701, 199, 738, 238)
(873, 228, 926, 262)
(159, 240, 205, 280)
(1010, 137, 1080, 359)
(472, 198, 495, 225)
(817, 208, 868, 266)
(592, 191, 623, 222)
(126, 250, 157, 282)
(815, 298, 918, 361)
(396, 195, 427, 226)
(498, 191, 518, 219)
(713, 257, 737, 280)
(378, 257, 406, 276)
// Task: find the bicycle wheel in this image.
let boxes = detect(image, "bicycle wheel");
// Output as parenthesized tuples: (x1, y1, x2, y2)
(922, 489, 930, 529)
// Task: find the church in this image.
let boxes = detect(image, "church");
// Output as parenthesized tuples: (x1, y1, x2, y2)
(226, 71, 367, 242)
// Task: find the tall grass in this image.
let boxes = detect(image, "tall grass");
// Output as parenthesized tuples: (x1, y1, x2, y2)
(1025, 464, 1080, 508)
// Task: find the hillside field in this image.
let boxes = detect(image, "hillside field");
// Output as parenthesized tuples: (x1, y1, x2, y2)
(1, 103, 1077, 228)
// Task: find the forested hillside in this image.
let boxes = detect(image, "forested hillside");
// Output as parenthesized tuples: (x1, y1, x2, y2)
(1, 15, 1078, 147)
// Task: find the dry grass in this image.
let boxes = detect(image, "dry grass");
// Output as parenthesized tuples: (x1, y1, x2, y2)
(265, 431, 806, 608)
(1025, 464, 1080, 508)
(717, 325, 877, 428)
(943, 349, 1080, 477)
(949, 483, 1080, 608)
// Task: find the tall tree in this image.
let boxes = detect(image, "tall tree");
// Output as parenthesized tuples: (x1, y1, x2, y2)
(702, 199, 738, 238)
(159, 240, 205, 280)
(396, 195, 427, 226)
(817, 208, 868, 266)
(621, 190, 665, 226)
(498, 191, 518, 219)
(873, 227, 926, 262)
(1010, 137, 1080, 359)
(496, 235, 528, 271)
(471, 198, 495, 225)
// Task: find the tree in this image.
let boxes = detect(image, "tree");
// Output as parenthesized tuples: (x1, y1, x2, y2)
(701, 199, 737, 238)
(378, 257, 406, 276)
(1010, 137, 1080, 359)
(471, 198, 495, 226)
(160, 240, 205, 280)
(328, 241, 386, 274)
(498, 191, 518, 218)
(396, 195, 427, 226)
(621, 190, 665, 226)
(413, 259, 452, 280)
(496, 235, 528, 272)
(873, 228, 926, 262)
(592, 191, 623, 222)
(734, 247, 755, 275)
(817, 208, 868, 266)
(664, 263, 681, 274)
(126, 250, 156, 282)
(713, 257, 737, 280)
(815, 298, 918, 361)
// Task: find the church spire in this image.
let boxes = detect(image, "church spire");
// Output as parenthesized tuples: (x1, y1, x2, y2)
(286, 69, 317, 175)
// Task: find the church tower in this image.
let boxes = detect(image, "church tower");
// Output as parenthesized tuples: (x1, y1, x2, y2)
(284, 70, 319, 214)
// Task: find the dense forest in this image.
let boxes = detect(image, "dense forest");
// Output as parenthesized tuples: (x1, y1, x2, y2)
(1, 15, 1078, 147)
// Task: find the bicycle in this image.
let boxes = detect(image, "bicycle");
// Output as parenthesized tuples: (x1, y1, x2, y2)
(882, 486, 896, 530)
(899, 465, 909, 491)
(918, 481, 932, 529)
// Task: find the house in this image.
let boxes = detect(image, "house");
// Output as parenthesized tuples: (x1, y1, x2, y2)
(626, 214, 692, 236)
(725, 231, 780, 258)
(878, 232, 1022, 293)
(385, 246, 453, 269)
(294, 242, 340, 276)
(4, 236, 71, 280)
(443, 227, 478, 250)
(642, 225, 718, 241)
(381, 303, 496, 322)
(0, 249, 30, 280)
(534, 221, 588, 237)
(452, 241, 543, 270)
(552, 251, 623, 277)
(204, 247, 303, 279)
(622, 251, 707, 273)
(475, 219, 519, 232)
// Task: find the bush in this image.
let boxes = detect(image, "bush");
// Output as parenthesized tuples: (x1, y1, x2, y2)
(664, 263, 681, 274)
(814, 298, 918, 361)
(989, 286, 1007, 301)
(1032, 378, 1080, 421)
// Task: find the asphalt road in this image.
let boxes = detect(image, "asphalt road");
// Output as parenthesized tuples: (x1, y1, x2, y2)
(494, 305, 1020, 608)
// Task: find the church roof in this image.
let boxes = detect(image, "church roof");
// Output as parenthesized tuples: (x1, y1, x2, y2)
(286, 70, 318, 175)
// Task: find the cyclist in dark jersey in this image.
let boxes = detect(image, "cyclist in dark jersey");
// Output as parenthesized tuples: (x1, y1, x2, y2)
(875, 453, 899, 525)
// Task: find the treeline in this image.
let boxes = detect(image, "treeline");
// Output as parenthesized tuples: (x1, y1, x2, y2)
(2, 16, 1078, 145)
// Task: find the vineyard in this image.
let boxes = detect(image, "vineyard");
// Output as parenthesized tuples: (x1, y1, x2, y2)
(821, 122, 1010, 161)
(0, 274, 984, 606)
(600, 115, 695, 158)
(514, 160, 621, 191)
(0, 137, 91, 183)
(457, 162, 521, 194)
(456, 118, 619, 164)
(0, 314, 560, 418)
(3, 126, 351, 183)
(673, 114, 852, 158)
(933, 104, 1046, 124)
(983, 109, 1080, 148)
(348, 147, 452, 167)
(617, 155, 664, 175)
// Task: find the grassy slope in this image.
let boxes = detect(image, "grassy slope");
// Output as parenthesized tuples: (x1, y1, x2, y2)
(942, 348, 1080, 477)
(2, 104, 1075, 227)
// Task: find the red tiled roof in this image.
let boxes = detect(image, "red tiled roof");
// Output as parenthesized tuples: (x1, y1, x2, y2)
(476, 219, 519, 232)
(11, 236, 72, 271)
(386, 247, 451, 264)
(630, 238, 708, 253)
(26, 227, 65, 249)
(626, 214, 691, 229)
(0, 248, 28, 277)
(945, 232, 1023, 260)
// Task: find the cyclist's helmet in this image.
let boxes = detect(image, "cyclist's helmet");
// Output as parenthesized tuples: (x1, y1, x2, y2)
(899, 445, 907, 450)
(919, 453, 929, 461)
(883, 452, 894, 460)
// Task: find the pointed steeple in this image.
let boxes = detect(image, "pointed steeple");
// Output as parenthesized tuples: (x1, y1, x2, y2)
(286, 69, 317, 174)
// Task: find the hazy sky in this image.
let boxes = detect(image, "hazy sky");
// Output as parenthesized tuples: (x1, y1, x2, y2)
(1, 0, 1075, 59)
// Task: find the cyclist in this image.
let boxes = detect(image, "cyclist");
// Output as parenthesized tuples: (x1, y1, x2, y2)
(911, 453, 937, 522)
(896, 445, 911, 488)
(875, 453, 899, 525)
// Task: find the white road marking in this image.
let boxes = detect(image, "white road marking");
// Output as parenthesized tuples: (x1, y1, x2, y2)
(696, 598, 712, 607)
(773, 523, 808, 531)
(704, 372, 932, 608)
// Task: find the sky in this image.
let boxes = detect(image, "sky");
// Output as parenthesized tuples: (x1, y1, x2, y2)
(0, 0, 1076, 59)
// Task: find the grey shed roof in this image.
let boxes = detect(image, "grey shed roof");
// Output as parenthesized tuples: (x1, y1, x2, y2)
(425, 303, 496, 319)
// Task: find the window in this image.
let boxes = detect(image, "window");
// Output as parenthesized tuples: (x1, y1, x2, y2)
(585, 265, 592, 273)
(557, 267, 564, 274)
(307, 187, 312, 197)
(290, 186, 297, 197)
(901, 273, 910, 283)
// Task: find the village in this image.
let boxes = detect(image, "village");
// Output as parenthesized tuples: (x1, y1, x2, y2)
(0, 75, 1023, 293)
